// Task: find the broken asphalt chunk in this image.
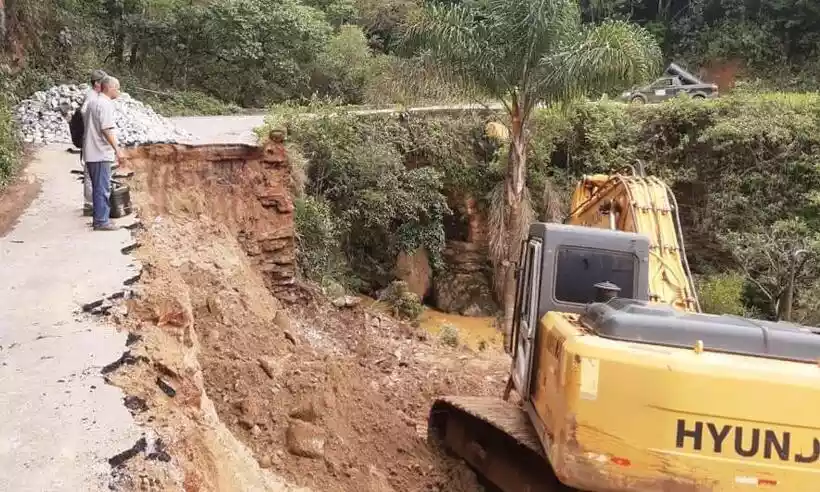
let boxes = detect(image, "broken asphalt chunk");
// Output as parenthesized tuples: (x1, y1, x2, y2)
(125, 332, 142, 346)
(147, 438, 171, 462)
(123, 395, 149, 413)
(121, 242, 141, 255)
(123, 271, 142, 286)
(156, 377, 176, 397)
(101, 351, 149, 375)
(82, 298, 105, 313)
(108, 437, 147, 468)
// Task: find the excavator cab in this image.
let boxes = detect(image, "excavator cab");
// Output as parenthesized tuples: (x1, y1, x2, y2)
(507, 222, 650, 396)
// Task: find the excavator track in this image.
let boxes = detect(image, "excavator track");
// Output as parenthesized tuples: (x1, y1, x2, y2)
(428, 396, 574, 492)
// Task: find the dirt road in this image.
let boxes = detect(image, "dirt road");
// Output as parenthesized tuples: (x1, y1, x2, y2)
(0, 147, 143, 491)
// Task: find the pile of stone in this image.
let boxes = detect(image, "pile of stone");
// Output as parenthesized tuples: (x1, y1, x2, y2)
(14, 84, 192, 146)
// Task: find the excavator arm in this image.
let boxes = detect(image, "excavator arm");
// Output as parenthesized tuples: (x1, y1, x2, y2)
(565, 169, 701, 312)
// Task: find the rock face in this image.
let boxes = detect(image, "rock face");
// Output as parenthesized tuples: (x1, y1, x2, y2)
(432, 241, 497, 317)
(14, 84, 191, 145)
(394, 248, 432, 300)
(124, 137, 296, 296)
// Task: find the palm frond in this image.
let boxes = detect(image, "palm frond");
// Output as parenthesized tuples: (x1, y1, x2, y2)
(539, 19, 663, 102)
(403, 1, 661, 113)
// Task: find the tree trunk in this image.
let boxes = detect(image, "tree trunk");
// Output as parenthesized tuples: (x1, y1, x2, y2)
(0, 0, 6, 46)
(502, 99, 529, 349)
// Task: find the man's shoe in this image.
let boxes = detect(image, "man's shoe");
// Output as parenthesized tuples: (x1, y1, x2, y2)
(93, 223, 120, 231)
(83, 206, 93, 217)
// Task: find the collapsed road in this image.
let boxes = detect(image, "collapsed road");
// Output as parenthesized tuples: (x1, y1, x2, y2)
(0, 115, 511, 492)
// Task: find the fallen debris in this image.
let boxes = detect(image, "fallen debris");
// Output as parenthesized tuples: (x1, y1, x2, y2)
(125, 332, 142, 346)
(108, 437, 147, 468)
(155, 377, 176, 398)
(146, 438, 172, 463)
(101, 351, 149, 375)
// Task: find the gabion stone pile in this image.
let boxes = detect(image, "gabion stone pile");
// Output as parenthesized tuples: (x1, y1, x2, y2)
(14, 84, 193, 146)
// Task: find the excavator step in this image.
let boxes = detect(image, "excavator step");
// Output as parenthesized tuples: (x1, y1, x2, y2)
(428, 396, 575, 492)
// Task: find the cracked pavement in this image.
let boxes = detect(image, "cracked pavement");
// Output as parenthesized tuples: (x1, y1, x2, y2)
(0, 146, 142, 491)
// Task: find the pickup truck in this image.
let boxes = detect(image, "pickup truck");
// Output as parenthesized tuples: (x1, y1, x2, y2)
(620, 63, 719, 104)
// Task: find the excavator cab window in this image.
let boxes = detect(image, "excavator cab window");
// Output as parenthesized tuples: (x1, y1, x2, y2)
(554, 246, 637, 304)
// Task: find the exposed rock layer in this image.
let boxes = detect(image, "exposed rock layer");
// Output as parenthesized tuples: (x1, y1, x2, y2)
(123, 139, 296, 296)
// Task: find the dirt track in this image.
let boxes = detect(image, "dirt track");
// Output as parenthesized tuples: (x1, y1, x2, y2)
(95, 135, 511, 491)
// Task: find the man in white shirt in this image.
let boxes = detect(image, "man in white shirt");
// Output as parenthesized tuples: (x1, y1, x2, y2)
(83, 75, 123, 231)
(80, 69, 107, 216)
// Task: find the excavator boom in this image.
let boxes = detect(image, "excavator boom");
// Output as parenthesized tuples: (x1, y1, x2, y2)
(566, 171, 700, 312)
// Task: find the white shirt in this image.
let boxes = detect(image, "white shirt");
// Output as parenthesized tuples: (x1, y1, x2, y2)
(82, 93, 117, 163)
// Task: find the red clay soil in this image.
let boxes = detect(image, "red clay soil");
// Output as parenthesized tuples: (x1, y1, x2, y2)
(0, 158, 40, 237)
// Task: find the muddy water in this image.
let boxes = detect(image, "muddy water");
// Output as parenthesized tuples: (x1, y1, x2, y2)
(417, 308, 502, 351)
(359, 296, 502, 351)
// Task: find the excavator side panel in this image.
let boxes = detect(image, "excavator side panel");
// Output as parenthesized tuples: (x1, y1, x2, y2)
(530, 312, 820, 491)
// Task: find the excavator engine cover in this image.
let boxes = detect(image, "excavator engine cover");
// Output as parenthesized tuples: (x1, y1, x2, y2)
(581, 298, 820, 363)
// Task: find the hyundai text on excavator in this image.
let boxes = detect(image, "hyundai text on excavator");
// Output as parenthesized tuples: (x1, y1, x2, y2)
(427, 167, 820, 491)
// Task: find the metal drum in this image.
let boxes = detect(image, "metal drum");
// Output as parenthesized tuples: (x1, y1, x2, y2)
(109, 182, 133, 219)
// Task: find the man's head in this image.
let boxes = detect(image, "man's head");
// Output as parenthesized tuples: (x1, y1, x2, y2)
(101, 76, 121, 100)
(90, 70, 108, 92)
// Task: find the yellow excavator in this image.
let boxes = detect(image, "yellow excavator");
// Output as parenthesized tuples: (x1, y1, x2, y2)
(428, 166, 820, 491)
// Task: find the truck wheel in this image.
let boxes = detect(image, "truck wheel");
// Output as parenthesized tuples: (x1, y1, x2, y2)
(630, 96, 645, 105)
(692, 94, 706, 100)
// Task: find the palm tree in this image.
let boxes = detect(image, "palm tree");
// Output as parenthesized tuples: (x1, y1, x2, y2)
(403, 0, 662, 345)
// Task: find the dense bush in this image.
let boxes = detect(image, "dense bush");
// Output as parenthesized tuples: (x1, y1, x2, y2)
(278, 92, 820, 320)
(0, 97, 21, 186)
(279, 110, 473, 289)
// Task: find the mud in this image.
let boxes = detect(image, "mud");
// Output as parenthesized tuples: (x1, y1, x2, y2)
(99, 141, 511, 491)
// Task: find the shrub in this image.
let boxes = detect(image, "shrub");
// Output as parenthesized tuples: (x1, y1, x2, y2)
(312, 25, 376, 104)
(438, 323, 459, 347)
(696, 272, 746, 316)
(0, 97, 21, 187)
(284, 112, 452, 290)
(293, 195, 346, 283)
(380, 280, 424, 320)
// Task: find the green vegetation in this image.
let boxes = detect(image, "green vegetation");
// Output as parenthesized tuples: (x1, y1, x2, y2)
(438, 323, 460, 348)
(696, 272, 747, 317)
(3, 0, 820, 114)
(267, 105, 522, 292)
(278, 92, 820, 323)
(134, 90, 242, 117)
(0, 97, 21, 187)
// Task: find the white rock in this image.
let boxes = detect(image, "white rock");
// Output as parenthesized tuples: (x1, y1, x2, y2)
(14, 83, 193, 146)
